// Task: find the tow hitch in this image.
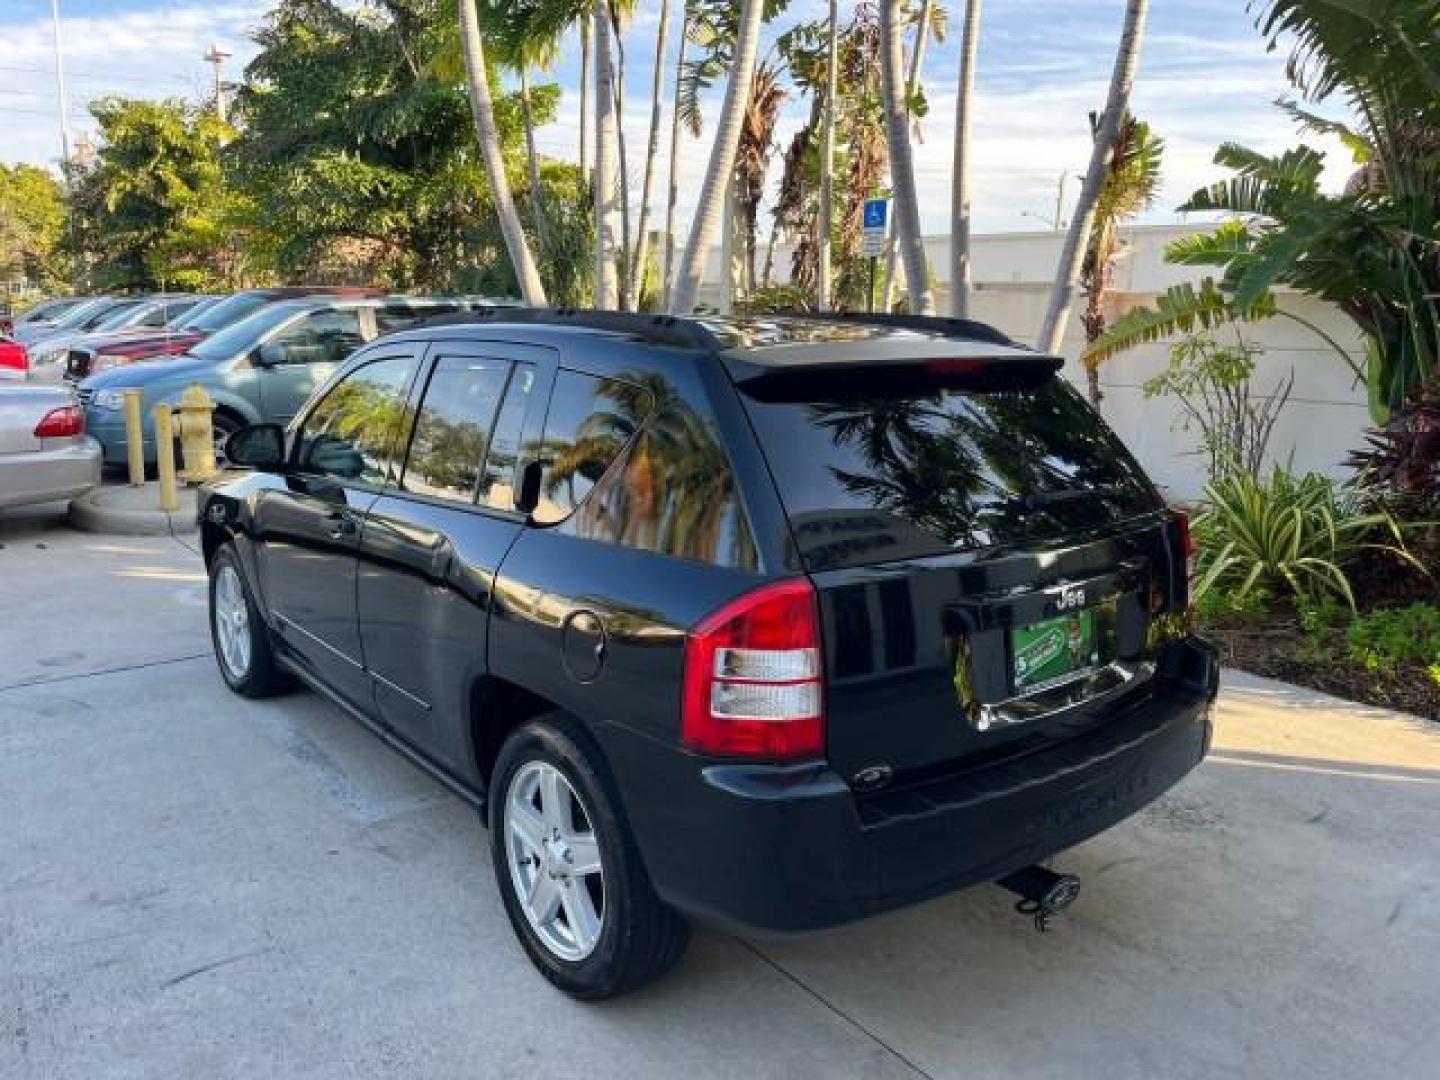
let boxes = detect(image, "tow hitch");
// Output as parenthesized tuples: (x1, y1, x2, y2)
(997, 865, 1081, 932)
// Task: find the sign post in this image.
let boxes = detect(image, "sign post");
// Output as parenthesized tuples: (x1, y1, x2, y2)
(861, 198, 889, 313)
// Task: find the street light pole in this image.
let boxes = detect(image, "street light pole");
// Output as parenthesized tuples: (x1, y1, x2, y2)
(49, 0, 82, 289)
(49, 0, 71, 167)
(203, 43, 232, 122)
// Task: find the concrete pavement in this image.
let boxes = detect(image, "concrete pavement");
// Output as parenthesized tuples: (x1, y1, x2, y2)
(2, 508, 1437, 1079)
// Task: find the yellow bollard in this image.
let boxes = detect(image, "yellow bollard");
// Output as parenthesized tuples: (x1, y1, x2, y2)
(152, 403, 179, 512)
(175, 384, 217, 484)
(122, 389, 145, 487)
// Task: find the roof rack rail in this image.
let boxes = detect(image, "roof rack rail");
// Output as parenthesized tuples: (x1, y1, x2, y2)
(412, 306, 726, 352)
(815, 311, 1019, 348)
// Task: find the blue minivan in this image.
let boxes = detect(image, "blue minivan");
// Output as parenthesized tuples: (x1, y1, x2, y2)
(79, 296, 466, 466)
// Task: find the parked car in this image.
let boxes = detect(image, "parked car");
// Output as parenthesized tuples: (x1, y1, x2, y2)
(11, 296, 125, 347)
(0, 338, 27, 381)
(197, 310, 1219, 1000)
(0, 384, 101, 510)
(26, 295, 208, 381)
(79, 296, 467, 467)
(63, 287, 388, 383)
(1, 295, 87, 337)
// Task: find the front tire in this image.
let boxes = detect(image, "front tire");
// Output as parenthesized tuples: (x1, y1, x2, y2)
(208, 544, 288, 698)
(490, 715, 691, 999)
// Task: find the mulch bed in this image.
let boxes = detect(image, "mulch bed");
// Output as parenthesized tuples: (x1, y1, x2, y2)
(1199, 565, 1440, 721)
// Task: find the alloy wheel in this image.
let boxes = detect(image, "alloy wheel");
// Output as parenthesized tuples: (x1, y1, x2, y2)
(213, 563, 252, 680)
(504, 760, 606, 961)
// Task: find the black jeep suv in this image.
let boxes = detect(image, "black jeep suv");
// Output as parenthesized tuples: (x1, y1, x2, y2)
(199, 310, 1218, 999)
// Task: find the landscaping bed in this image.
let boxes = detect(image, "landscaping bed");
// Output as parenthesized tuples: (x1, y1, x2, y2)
(1198, 562, 1440, 721)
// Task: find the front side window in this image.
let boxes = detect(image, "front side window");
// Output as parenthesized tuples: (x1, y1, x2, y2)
(294, 356, 417, 484)
(529, 370, 652, 526)
(400, 356, 510, 504)
(269, 309, 365, 365)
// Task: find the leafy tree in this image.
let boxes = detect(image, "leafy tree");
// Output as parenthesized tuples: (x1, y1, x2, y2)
(233, 0, 555, 291)
(0, 164, 66, 287)
(66, 98, 251, 290)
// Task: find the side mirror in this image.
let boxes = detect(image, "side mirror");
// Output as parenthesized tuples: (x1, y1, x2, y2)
(225, 423, 286, 470)
(515, 458, 547, 516)
(255, 342, 289, 368)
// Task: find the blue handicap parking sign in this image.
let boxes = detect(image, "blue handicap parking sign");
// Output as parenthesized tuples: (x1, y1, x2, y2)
(863, 199, 888, 230)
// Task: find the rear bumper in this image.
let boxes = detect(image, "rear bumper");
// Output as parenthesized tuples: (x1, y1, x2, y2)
(616, 637, 1218, 934)
(0, 437, 102, 508)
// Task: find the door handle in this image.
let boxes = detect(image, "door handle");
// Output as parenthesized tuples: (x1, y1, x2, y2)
(326, 511, 357, 540)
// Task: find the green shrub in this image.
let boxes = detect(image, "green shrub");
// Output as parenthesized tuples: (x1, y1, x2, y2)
(1193, 468, 1421, 609)
(1345, 604, 1440, 684)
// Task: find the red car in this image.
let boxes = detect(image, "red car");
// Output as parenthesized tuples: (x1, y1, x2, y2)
(64, 286, 383, 383)
(0, 338, 27, 380)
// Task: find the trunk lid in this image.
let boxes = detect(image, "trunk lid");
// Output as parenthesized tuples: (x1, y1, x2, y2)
(0, 386, 76, 455)
(735, 361, 1188, 787)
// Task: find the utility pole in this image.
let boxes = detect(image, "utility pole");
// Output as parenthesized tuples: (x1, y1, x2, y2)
(50, 0, 81, 289)
(203, 43, 232, 122)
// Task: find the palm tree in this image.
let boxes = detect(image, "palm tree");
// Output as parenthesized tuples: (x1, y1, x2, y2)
(593, 8, 619, 308)
(878, 0, 935, 314)
(627, 0, 673, 311)
(457, 0, 547, 304)
(1079, 113, 1163, 403)
(881, 0, 944, 311)
(950, 0, 981, 318)
(1037, 0, 1149, 353)
(817, 0, 840, 311)
(735, 59, 787, 296)
(579, 16, 591, 177)
(669, 0, 766, 314)
(662, 3, 692, 306)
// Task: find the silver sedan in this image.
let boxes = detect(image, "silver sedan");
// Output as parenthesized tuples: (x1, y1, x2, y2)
(0, 385, 102, 510)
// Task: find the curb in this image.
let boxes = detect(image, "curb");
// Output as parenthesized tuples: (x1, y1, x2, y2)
(68, 485, 199, 537)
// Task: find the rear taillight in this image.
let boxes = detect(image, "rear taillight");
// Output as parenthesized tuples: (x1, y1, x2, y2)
(0, 346, 27, 374)
(34, 405, 84, 438)
(1176, 511, 1196, 581)
(682, 578, 825, 761)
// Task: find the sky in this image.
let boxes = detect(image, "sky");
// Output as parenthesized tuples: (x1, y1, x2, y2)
(0, 0, 1352, 237)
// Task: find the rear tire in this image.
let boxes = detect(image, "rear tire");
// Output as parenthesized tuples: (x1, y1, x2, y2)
(208, 544, 289, 698)
(489, 714, 691, 999)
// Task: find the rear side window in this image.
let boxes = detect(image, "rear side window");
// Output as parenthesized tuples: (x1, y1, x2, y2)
(741, 377, 1159, 571)
(480, 363, 536, 510)
(568, 397, 758, 569)
(530, 370, 651, 526)
(401, 356, 510, 504)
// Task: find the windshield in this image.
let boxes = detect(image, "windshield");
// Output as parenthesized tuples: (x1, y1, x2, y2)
(170, 296, 222, 328)
(92, 302, 146, 331)
(741, 377, 1161, 571)
(181, 292, 273, 333)
(190, 303, 309, 362)
(51, 298, 114, 329)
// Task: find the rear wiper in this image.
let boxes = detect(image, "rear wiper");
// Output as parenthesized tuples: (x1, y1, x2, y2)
(1009, 487, 1122, 512)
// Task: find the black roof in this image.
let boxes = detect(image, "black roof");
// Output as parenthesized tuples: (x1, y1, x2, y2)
(406, 308, 1041, 365)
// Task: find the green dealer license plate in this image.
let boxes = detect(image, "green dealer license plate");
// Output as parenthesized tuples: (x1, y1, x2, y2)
(1012, 610, 1102, 693)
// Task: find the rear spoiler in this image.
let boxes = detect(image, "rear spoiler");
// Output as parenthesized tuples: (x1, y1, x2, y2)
(728, 352, 1064, 400)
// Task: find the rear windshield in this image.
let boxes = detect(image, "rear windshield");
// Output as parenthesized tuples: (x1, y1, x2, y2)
(741, 377, 1160, 571)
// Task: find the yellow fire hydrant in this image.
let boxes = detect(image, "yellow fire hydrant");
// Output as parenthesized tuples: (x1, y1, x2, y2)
(175, 384, 218, 484)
